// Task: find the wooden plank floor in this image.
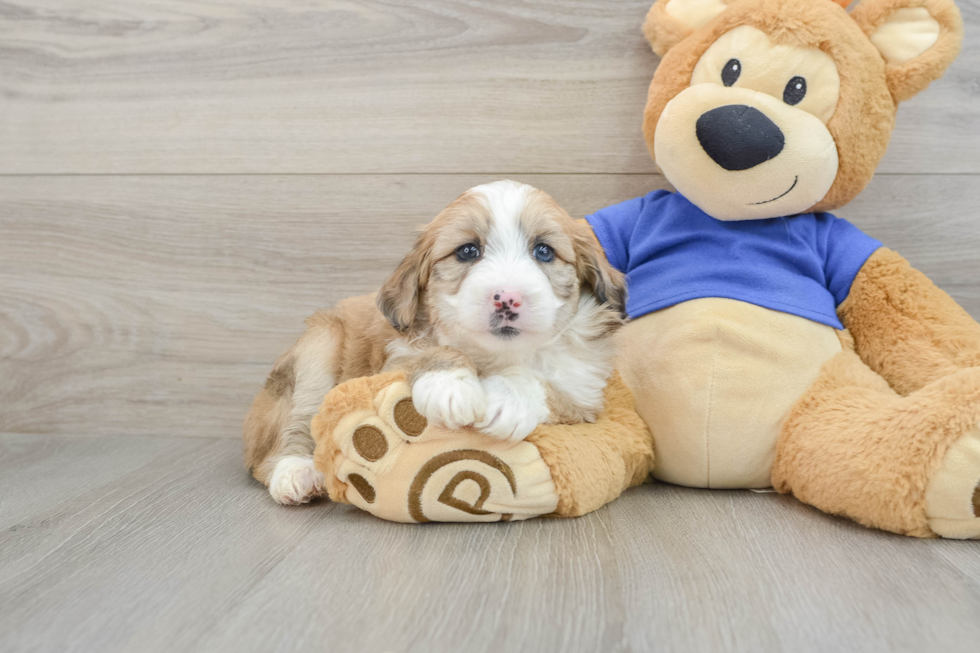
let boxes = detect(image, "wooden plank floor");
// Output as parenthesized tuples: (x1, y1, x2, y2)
(2, 1, 979, 651)
(2, 433, 979, 653)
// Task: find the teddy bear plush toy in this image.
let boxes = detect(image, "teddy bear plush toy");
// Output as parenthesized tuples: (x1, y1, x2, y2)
(312, 0, 980, 538)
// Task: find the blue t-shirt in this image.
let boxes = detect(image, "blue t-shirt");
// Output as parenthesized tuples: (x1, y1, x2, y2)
(586, 190, 881, 329)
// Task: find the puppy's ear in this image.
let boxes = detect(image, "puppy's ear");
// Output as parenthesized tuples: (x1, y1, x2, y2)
(852, 0, 963, 103)
(377, 232, 432, 333)
(573, 221, 627, 318)
(644, 0, 732, 57)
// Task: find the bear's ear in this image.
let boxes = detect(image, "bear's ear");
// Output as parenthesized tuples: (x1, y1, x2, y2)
(851, 0, 963, 103)
(643, 0, 732, 57)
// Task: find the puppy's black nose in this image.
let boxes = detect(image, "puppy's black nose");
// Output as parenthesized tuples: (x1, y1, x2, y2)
(696, 105, 784, 171)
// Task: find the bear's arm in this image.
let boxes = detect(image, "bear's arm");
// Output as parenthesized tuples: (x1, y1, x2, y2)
(838, 247, 980, 395)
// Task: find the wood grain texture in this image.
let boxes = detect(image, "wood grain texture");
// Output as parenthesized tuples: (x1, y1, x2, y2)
(0, 432, 196, 530)
(1, 173, 977, 439)
(0, 0, 978, 174)
(1, 434, 978, 653)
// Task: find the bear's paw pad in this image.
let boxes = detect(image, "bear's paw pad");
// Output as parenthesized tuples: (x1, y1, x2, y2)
(329, 380, 560, 523)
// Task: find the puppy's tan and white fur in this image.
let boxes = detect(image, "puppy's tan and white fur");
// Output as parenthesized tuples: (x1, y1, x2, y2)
(244, 180, 626, 505)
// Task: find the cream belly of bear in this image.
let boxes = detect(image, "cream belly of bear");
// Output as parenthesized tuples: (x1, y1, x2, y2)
(616, 297, 843, 489)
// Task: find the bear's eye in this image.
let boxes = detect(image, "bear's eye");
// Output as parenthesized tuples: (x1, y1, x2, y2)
(532, 243, 555, 263)
(721, 59, 741, 87)
(456, 243, 481, 262)
(783, 76, 807, 105)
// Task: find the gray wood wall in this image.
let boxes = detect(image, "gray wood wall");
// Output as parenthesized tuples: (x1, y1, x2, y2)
(2, 0, 978, 440)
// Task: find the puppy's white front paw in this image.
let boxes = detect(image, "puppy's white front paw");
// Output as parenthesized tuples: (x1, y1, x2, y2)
(412, 368, 487, 429)
(475, 374, 549, 442)
(269, 456, 324, 505)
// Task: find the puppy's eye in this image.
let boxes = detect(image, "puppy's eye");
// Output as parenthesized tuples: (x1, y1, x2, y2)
(532, 243, 555, 263)
(721, 59, 741, 87)
(455, 243, 481, 262)
(783, 76, 806, 105)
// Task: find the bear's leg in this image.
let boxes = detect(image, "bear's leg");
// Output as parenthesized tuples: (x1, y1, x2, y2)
(311, 372, 653, 522)
(772, 347, 980, 538)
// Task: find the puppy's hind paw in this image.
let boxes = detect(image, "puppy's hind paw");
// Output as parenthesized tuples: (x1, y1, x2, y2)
(269, 456, 325, 505)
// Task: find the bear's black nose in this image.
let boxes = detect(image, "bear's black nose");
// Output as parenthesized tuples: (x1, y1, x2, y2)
(696, 105, 785, 171)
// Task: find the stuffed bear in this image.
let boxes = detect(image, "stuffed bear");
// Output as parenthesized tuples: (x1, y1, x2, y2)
(312, 0, 980, 538)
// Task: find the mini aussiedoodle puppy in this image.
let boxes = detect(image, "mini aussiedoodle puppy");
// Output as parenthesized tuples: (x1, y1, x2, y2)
(244, 180, 627, 505)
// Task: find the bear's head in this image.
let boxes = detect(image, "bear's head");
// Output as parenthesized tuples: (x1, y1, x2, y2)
(643, 0, 963, 220)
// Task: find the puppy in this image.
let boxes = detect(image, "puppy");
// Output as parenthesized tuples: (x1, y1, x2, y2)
(244, 180, 626, 505)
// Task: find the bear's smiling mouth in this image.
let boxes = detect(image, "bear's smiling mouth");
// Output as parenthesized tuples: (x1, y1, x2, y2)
(750, 176, 799, 205)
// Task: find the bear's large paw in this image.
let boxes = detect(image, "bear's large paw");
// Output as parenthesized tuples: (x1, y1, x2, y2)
(925, 423, 980, 539)
(321, 379, 559, 523)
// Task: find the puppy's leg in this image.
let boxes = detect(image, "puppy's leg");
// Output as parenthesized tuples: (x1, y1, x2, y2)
(391, 346, 487, 430)
(244, 325, 340, 505)
(476, 368, 551, 441)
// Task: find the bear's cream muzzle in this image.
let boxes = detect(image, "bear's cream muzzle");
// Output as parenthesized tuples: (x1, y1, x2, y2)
(654, 83, 839, 221)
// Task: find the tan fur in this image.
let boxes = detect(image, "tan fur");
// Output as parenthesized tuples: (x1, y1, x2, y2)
(839, 248, 980, 395)
(773, 347, 980, 538)
(851, 0, 964, 103)
(771, 247, 980, 537)
(263, 359, 295, 398)
(522, 190, 626, 326)
(570, 224, 627, 320)
(242, 386, 293, 484)
(641, 0, 962, 212)
(378, 192, 490, 335)
(572, 217, 626, 328)
(643, 0, 735, 58)
(243, 294, 397, 485)
(396, 346, 478, 382)
(314, 295, 401, 380)
(543, 384, 599, 426)
(516, 191, 581, 306)
(523, 189, 625, 312)
(529, 373, 655, 517)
